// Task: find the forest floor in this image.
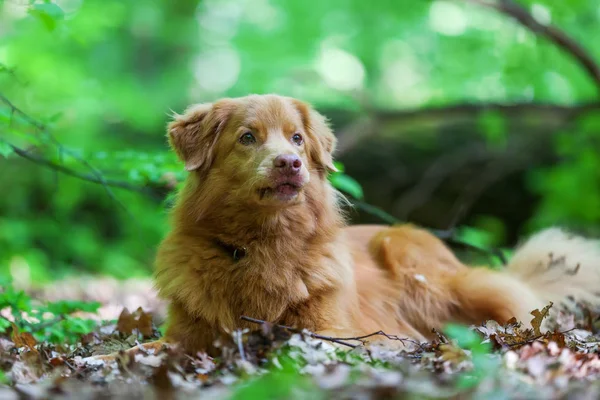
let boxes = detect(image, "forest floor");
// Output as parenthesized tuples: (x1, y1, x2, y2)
(1, 277, 600, 399)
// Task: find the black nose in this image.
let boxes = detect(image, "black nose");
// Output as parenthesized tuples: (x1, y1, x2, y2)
(273, 154, 302, 174)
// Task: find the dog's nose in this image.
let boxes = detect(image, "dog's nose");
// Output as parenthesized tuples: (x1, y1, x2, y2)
(273, 154, 302, 174)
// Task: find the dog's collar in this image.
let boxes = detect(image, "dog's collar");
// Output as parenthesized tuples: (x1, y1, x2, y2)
(214, 239, 247, 261)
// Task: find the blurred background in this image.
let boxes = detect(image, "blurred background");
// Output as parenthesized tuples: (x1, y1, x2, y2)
(1, 0, 599, 287)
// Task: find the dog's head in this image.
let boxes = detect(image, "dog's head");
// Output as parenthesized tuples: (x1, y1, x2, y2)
(168, 94, 338, 207)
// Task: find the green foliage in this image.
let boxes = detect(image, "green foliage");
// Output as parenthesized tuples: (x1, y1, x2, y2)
(444, 323, 498, 390)
(329, 162, 364, 199)
(0, 141, 13, 158)
(527, 111, 600, 234)
(231, 355, 318, 400)
(0, 0, 599, 281)
(0, 279, 100, 344)
(27, 2, 65, 31)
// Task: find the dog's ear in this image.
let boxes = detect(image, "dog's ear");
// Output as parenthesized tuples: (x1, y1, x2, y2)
(292, 99, 338, 173)
(167, 100, 234, 172)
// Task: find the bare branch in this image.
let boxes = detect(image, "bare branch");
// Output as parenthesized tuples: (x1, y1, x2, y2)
(240, 316, 357, 348)
(372, 102, 599, 124)
(464, 0, 600, 93)
(2, 140, 165, 199)
(240, 316, 423, 350)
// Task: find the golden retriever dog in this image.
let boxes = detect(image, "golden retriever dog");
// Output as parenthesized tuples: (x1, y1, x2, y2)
(154, 94, 600, 356)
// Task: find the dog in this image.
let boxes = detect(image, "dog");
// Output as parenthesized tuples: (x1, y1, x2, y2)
(154, 94, 600, 356)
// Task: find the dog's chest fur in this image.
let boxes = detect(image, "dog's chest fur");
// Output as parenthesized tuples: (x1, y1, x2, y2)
(199, 235, 347, 330)
(155, 180, 350, 336)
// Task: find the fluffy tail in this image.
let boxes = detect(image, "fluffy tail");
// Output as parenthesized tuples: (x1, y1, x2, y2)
(452, 228, 600, 326)
(506, 228, 600, 308)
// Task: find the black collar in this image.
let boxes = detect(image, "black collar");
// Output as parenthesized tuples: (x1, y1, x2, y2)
(214, 239, 247, 261)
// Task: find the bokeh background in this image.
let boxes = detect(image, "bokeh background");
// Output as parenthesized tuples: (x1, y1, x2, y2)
(1, 0, 599, 286)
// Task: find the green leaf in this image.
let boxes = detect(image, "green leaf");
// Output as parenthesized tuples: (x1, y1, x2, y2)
(0, 370, 8, 385)
(333, 161, 345, 173)
(0, 317, 11, 333)
(47, 299, 101, 314)
(0, 142, 13, 158)
(28, 3, 65, 31)
(0, 108, 12, 124)
(329, 173, 364, 199)
(444, 323, 490, 354)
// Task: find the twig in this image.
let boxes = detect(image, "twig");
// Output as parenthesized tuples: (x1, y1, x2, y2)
(240, 316, 422, 350)
(508, 327, 576, 348)
(323, 330, 425, 350)
(0, 93, 142, 213)
(463, 0, 600, 93)
(0, 63, 27, 86)
(2, 140, 164, 198)
(240, 316, 357, 348)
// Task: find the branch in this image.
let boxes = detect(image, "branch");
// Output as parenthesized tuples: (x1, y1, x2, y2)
(0, 93, 139, 212)
(0, 139, 169, 199)
(240, 316, 422, 350)
(372, 102, 599, 124)
(240, 316, 357, 348)
(464, 0, 600, 93)
(3, 141, 165, 198)
(507, 327, 576, 348)
(336, 102, 599, 156)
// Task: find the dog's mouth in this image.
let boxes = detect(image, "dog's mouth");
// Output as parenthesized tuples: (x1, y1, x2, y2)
(258, 182, 303, 202)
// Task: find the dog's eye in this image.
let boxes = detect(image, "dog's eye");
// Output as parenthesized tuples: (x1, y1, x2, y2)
(239, 132, 256, 146)
(292, 133, 303, 146)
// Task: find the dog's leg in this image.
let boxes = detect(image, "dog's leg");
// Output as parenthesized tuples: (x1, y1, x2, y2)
(366, 225, 469, 337)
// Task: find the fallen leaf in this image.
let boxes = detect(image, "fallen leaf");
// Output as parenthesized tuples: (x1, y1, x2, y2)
(116, 307, 154, 338)
(116, 308, 135, 336)
(135, 307, 153, 338)
(531, 303, 553, 336)
(11, 324, 37, 351)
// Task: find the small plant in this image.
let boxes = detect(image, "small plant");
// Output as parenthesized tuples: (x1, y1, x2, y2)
(444, 323, 498, 389)
(0, 279, 100, 344)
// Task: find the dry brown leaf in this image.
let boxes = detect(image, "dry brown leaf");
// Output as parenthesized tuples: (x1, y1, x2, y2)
(49, 357, 64, 367)
(11, 323, 37, 351)
(116, 307, 154, 338)
(546, 332, 566, 348)
(116, 308, 136, 336)
(135, 307, 154, 338)
(531, 303, 553, 337)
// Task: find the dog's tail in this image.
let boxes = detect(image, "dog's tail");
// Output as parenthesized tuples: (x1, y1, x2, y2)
(505, 228, 600, 308)
(452, 228, 600, 325)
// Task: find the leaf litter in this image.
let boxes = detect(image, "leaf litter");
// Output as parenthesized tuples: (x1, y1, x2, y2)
(1, 282, 600, 399)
